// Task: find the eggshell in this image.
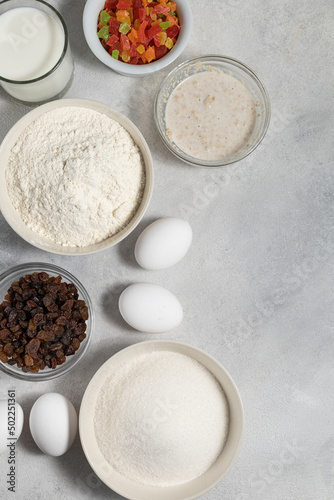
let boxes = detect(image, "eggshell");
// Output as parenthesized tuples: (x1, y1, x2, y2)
(119, 283, 183, 333)
(135, 217, 192, 270)
(0, 400, 24, 456)
(29, 393, 77, 457)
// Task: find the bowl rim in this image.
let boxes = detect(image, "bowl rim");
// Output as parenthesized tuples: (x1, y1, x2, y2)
(0, 262, 94, 381)
(82, 0, 192, 76)
(79, 339, 244, 500)
(154, 54, 271, 168)
(0, 98, 154, 256)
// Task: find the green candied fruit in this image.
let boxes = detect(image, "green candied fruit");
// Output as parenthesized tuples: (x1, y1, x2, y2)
(159, 21, 171, 30)
(97, 25, 110, 41)
(112, 49, 120, 59)
(100, 10, 111, 25)
(119, 22, 131, 34)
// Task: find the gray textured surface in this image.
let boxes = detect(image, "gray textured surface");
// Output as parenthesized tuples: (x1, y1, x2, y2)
(0, 0, 333, 499)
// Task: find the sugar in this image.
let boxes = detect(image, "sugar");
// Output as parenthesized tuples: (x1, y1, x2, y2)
(94, 351, 229, 487)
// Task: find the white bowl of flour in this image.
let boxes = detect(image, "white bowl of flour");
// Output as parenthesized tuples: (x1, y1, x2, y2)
(0, 99, 153, 255)
(80, 340, 244, 500)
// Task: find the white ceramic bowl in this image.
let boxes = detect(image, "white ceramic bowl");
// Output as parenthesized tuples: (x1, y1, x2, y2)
(80, 340, 244, 500)
(83, 0, 192, 76)
(0, 98, 153, 256)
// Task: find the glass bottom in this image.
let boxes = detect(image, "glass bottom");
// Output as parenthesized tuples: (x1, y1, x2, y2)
(7, 66, 75, 107)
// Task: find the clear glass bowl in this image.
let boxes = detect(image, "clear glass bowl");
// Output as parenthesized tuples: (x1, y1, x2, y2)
(0, 263, 94, 381)
(154, 55, 271, 167)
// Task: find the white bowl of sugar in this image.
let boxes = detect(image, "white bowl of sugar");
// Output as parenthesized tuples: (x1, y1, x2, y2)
(79, 340, 244, 500)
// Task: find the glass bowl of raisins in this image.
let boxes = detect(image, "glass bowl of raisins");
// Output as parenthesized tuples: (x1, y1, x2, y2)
(0, 263, 94, 381)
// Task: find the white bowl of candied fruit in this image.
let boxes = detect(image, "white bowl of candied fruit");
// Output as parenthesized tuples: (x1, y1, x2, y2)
(83, 0, 192, 76)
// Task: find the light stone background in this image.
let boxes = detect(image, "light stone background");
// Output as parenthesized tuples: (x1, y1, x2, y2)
(0, 0, 333, 499)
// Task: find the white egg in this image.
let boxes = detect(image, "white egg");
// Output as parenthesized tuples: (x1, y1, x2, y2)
(0, 400, 24, 456)
(135, 217, 192, 270)
(29, 393, 77, 457)
(119, 283, 183, 333)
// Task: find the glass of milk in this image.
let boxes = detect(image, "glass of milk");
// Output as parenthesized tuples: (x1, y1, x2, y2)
(0, 0, 74, 105)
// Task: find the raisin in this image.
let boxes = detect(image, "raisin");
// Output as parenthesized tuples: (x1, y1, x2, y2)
(25, 338, 40, 357)
(31, 307, 43, 317)
(64, 345, 75, 356)
(8, 309, 18, 322)
(71, 338, 80, 351)
(71, 309, 82, 321)
(26, 329, 37, 339)
(46, 312, 59, 321)
(0, 351, 8, 363)
(61, 333, 71, 345)
(17, 310, 26, 321)
(74, 322, 86, 335)
(47, 303, 58, 313)
(10, 325, 21, 334)
(3, 344, 15, 356)
(0, 329, 10, 341)
(38, 272, 49, 282)
(43, 294, 53, 307)
(37, 330, 55, 342)
(49, 342, 63, 352)
(28, 319, 37, 331)
(24, 354, 34, 367)
(61, 299, 74, 311)
(56, 316, 67, 326)
(31, 272, 40, 283)
(79, 306, 89, 321)
(33, 313, 44, 325)
(27, 300, 38, 308)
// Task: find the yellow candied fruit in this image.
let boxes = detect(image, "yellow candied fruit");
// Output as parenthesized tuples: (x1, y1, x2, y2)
(147, 7, 153, 14)
(165, 37, 174, 49)
(151, 19, 160, 25)
(159, 31, 167, 45)
(128, 7, 134, 24)
(136, 44, 145, 54)
(121, 50, 130, 62)
(150, 13, 157, 21)
(116, 10, 131, 24)
(134, 18, 140, 30)
(168, 2, 177, 12)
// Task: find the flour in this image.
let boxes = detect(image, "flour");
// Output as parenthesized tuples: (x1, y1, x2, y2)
(6, 107, 145, 247)
(94, 351, 229, 487)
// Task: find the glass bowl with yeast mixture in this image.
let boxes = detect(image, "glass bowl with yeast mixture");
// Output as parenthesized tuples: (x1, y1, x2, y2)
(154, 55, 271, 167)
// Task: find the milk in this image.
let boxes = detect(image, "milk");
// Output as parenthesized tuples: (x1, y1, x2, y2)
(0, 7, 73, 103)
